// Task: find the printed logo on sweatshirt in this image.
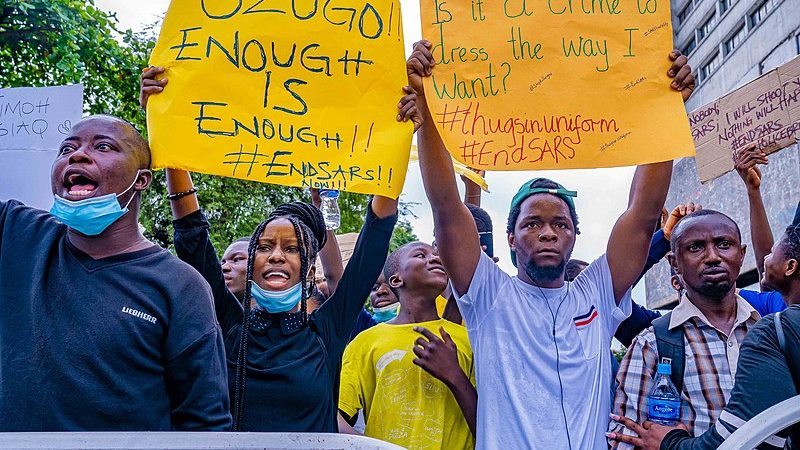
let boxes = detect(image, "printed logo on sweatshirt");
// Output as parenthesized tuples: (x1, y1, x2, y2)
(122, 307, 158, 324)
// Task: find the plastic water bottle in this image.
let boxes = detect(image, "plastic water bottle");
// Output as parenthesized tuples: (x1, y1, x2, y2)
(319, 189, 340, 230)
(647, 363, 682, 426)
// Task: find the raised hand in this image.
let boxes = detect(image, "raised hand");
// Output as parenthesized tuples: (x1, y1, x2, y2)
(140, 66, 168, 110)
(399, 86, 423, 132)
(734, 143, 768, 191)
(407, 40, 436, 96)
(663, 202, 702, 241)
(667, 50, 695, 103)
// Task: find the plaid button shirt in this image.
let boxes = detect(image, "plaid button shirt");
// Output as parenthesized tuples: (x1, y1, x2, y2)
(609, 295, 760, 449)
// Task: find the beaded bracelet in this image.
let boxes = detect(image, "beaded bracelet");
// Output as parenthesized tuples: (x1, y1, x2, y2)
(166, 188, 197, 201)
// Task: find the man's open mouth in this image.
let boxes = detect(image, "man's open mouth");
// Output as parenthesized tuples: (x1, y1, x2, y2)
(64, 169, 99, 197)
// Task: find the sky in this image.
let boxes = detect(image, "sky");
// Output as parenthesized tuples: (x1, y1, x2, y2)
(94, 0, 644, 305)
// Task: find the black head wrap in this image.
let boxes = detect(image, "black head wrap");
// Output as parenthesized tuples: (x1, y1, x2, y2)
(269, 201, 327, 253)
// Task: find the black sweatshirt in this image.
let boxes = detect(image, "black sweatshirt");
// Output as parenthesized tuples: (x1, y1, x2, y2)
(662, 305, 800, 449)
(173, 204, 397, 432)
(0, 200, 231, 431)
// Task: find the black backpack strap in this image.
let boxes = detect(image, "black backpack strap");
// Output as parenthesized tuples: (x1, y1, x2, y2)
(774, 311, 786, 355)
(652, 312, 686, 394)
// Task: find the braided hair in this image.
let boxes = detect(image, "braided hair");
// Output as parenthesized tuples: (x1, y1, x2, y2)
(232, 201, 326, 430)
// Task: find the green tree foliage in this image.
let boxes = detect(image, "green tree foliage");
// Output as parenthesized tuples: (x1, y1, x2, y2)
(0, 0, 149, 123)
(612, 347, 627, 363)
(390, 205, 418, 251)
(1, 0, 415, 254)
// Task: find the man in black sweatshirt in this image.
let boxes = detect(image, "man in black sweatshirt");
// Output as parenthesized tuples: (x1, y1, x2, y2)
(0, 115, 231, 431)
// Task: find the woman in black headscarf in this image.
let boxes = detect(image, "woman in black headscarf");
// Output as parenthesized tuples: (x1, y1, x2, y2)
(142, 68, 420, 431)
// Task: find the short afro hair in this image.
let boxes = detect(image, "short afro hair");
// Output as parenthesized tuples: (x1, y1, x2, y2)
(669, 209, 741, 253)
(382, 242, 423, 296)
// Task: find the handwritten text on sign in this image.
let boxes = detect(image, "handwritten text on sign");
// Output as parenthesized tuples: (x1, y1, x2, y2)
(0, 84, 83, 209)
(147, 0, 412, 197)
(0, 84, 83, 151)
(420, 0, 694, 170)
(689, 55, 800, 183)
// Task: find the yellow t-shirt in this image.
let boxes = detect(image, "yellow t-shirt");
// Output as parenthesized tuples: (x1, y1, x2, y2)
(435, 295, 464, 326)
(339, 319, 475, 450)
(435, 295, 448, 318)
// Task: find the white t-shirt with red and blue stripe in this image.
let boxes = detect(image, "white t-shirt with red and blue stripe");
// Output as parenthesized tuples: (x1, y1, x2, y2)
(454, 252, 632, 450)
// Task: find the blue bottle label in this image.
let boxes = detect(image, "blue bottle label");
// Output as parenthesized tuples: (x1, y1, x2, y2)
(648, 398, 681, 421)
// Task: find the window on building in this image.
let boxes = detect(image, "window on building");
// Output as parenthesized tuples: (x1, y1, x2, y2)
(697, 13, 717, 41)
(723, 23, 746, 56)
(749, 0, 775, 28)
(678, 1, 694, 25)
(718, 0, 733, 15)
(682, 36, 697, 56)
(699, 52, 721, 82)
(694, 71, 702, 87)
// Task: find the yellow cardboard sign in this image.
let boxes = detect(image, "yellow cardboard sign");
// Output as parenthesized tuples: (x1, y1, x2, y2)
(420, 0, 695, 170)
(147, 0, 412, 197)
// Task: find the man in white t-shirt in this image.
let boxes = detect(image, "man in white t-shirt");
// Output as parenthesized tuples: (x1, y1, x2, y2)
(406, 40, 696, 449)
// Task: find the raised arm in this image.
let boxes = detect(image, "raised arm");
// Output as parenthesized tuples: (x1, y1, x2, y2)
(409, 41, 481, 295)
(734, 144, 772, 278)
(607, 50, 694, 303)
(364, 84, 422, 221)
(142, 67, 242, 329)
(310, 188, 344, 293)
(141, 67, 201, 221)
(314, 89, 416, 340)
(607, 161, 674, 302)
(463, 169, 484, 206)
(615, 203, 700, 346)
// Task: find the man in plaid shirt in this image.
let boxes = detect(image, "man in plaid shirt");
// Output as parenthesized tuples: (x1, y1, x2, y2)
(609, 210, 760, 449)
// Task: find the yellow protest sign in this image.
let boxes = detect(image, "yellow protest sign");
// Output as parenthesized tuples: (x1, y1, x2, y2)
(147, 0, 412, 197)
(419, 0, 695, 170)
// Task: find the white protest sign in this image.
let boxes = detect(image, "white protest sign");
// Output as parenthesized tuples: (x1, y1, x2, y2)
(0, 84, 83, 209)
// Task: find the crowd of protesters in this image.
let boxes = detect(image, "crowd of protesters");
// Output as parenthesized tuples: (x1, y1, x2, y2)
(0, 38, 798, 450)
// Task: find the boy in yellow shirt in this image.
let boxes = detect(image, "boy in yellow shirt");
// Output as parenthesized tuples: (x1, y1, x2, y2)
(339, 242, 476, 449)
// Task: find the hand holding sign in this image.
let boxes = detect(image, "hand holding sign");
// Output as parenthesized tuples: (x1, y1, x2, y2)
(147, 0, 413, 198)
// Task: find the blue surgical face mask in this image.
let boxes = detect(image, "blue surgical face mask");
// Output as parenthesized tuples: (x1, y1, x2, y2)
(250, 280, 303, 313)
(372, 302, 400, 323)
(50, 171, 140, 236)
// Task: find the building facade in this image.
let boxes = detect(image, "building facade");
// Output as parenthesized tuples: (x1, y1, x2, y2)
(645, 0, 800, 309)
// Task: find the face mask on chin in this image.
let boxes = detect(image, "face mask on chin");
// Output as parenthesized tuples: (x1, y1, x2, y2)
(50, 170, 140, 236)
(372, 302, 400, 322)
(250, 280, 303, 313)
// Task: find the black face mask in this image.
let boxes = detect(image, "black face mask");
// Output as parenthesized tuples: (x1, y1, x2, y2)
(525, 258, 566, 283)
(479, 231, 494, 257)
